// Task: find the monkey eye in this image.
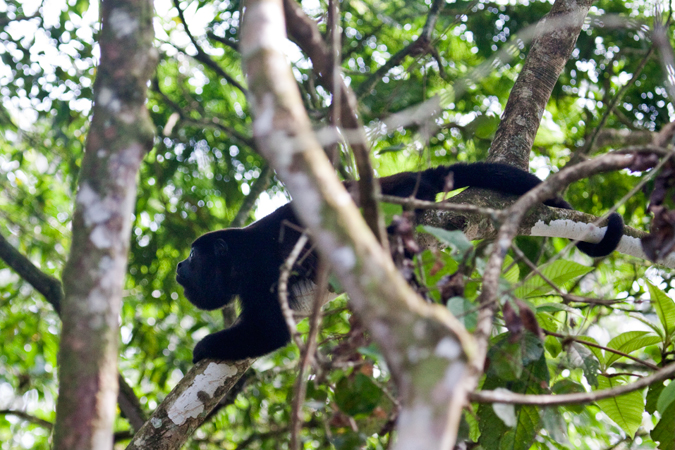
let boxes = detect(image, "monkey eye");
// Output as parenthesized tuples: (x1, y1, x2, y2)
(189, 248, 195, 260)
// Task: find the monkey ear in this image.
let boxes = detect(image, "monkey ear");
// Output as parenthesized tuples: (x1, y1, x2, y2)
(214, 239, 229, 257)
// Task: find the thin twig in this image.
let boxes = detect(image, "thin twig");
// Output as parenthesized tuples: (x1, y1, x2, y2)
(470, 361, 675, 406)
(172, 0, 247, 94)
(278, 234, 310, 348)
(545, 330, 659, 371)
(0, 409, 53, 429)
(290, 262, 328, 450)
(378, 194, 501, 218)
(573, 45, 655, 160)
(230, 165, 274, 228)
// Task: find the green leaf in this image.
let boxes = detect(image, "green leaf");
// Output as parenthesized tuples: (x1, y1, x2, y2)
(605, 331, 661, 366)
(514, 260, 593, 299)
(646, 381, 665, 414)
(419, 226, 473, 259)
(544, 335, 562, 358)
(511, 405, 540, 450)
(573, 336, 605, 366)
(652, 401, 675, 450)
(657, 381, 675, 414)
(540, 407, 569, 445)
(447, 296, 478, 331)
(647, 281, 675, 337)
(334, 373, 383, 417)
(595, 375, 644, 438)
(502, 254, 520, 284)
(473, 114, 500, 140)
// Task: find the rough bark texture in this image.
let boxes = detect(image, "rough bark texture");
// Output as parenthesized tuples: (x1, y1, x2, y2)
(124, 359, 253, 450)
(487, 0, 593, 168)
(52, 1, 157, 448)
(240, 0, 477, 448)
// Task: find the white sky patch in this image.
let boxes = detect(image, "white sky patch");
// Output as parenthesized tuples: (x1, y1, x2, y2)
(167, 362, 238, 425)
(255, 191, 289, 220)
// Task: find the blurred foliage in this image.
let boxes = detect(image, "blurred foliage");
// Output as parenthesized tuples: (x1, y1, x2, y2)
(0, 0, 673, 448)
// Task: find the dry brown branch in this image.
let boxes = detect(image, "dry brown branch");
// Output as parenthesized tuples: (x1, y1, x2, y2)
(278, 233, 310, 348)
(290, 263, 328, 450)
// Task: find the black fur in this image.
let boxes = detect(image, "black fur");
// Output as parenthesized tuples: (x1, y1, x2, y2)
(176, 163, 623, 362)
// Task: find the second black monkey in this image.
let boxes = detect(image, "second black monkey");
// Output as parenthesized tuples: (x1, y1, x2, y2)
(176, 162, 624, 362)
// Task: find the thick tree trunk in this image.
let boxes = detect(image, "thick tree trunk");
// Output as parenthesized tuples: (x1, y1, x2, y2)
(52, 1, 157, 448)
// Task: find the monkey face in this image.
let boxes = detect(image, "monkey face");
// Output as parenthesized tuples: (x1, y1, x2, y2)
(176, 233, 237, 310)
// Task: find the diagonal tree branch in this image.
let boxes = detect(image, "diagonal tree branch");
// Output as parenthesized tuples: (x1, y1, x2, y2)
(0, 232, 147, 431)
(0, 232, 63, 313)
(125, 359, 254, 450)
(243, 1, 477, 448)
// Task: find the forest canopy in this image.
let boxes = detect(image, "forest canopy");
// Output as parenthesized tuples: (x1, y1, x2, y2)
(1, 0, 675, 449)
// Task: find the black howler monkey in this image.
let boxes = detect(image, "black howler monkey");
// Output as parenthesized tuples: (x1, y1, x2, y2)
(176, 163, 623, 362)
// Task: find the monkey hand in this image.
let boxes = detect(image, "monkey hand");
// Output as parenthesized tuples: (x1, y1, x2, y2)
(192, 334, 220, 363)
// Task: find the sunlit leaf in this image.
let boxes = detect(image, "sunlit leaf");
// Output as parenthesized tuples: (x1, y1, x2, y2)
(595, 375, 644, 438)
(647, 281, 675, 337)
(605, 331, 661, 366)
(514, 260, 592, 299)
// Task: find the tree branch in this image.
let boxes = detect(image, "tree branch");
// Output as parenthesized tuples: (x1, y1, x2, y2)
(0, 231, 147, 431)
(471, 362, 675, 405)
(0, 232, 63, 313)
(544, 330, 659, 371)
(488, 0, 594, 168)
(229, 164, 273, 228)
(355, 0, 446, 99)
(283, 0, 386, 245)
(124, 359, 253, 450)
(242, 1, 477, 448)
(52, 0, 157, 446)
(0, 409, 53, 429)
